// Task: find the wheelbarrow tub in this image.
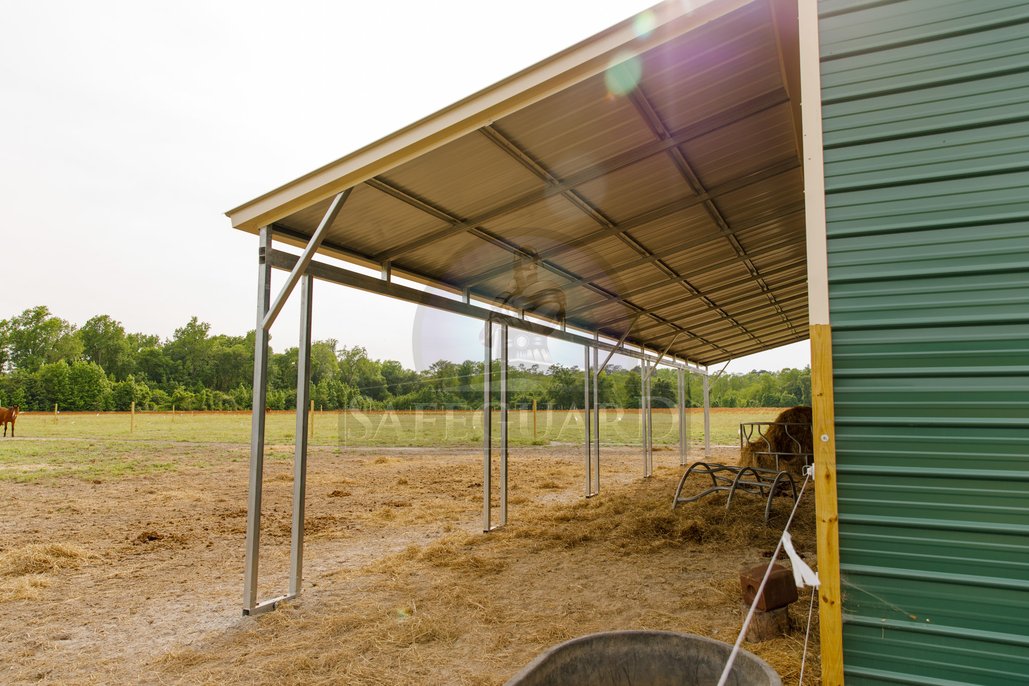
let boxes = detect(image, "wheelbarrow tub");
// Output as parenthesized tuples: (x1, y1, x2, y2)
(504, 630, 781, 686)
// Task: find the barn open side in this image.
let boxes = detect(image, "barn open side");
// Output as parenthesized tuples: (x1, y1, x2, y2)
(225, 0, 831, 673)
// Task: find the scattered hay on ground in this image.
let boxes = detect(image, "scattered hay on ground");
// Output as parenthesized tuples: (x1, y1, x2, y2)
(0, 574, 52, 602)
(0, 542, 92, 577)
(153, 465, 819, 685)
(0, 543, 93, 604)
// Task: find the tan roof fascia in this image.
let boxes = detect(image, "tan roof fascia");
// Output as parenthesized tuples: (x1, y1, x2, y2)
(226, 0, 753, 232)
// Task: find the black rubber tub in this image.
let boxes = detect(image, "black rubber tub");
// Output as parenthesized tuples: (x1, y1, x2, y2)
(504, 630, 782, 686)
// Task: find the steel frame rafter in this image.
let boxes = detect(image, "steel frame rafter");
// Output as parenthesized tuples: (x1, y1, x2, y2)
(373, 89, 790, 263)
(460, 163, 801, 293)
(479, 123, 760, 349)
(535, 201, 805, 303)
(602, 271, 808, 336)
(265, 247, 710, 373)
(362, 171, 732, 358)
(627, 87, 799, 340)
(563, 236, 806, 321)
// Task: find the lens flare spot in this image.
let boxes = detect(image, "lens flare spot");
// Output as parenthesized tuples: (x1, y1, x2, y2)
(605, 53, 642, 97)
(633, 11, 657, 38)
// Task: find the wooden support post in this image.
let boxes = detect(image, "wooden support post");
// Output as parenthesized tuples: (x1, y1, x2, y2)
(130, 401, 135, 433)
(811, 324, 842, 682)
(54, 403, 58, 423)
(309, 399, 315, 439)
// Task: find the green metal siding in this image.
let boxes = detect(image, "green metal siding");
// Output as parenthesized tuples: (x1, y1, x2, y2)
(819, 1, 1029, 683)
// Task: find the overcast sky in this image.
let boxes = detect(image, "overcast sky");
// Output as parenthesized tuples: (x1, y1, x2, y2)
(1, 0, 809, 373)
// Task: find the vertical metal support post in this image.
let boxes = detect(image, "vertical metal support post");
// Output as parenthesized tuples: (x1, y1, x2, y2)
(289, 273, 313, 597)
(499, 323, 509, 526)
(677, 367, 687, 467)
(243, 227, 272, 614)
(641, 358, 648, 477)
(703, 369, 712, 458)
(645, 361, 653, 477)
(592, 343, 600, 495)
(584, 345, 593, 496)
(482, 322, 493, 532)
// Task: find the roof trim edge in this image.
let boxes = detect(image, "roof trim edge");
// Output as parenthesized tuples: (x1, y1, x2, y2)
(225, 0, 753, 232)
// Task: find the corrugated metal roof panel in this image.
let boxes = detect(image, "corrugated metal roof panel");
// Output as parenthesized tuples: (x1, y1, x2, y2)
(641, 1, 782, 132)
(574, 154, 699, 224)
(379, 132, 546, 221)
(715, 168, 804, 224)
(492, 76, 658, 181)
(822, 1, 1029, 682)
(233, 0, 806, 367)
(479, 194, 602, 247)
(399, 234, 513, 284)
(281, 185, 450, 258)
(679, 103, 798, 188)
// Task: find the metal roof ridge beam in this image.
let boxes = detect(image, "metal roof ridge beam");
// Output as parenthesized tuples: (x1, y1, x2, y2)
(373, 88, 789, 262)
(265, 248, 691, 369)
(261, 189, 352, 331)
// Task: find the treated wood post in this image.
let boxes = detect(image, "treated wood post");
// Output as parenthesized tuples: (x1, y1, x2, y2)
(532, 398, 537, 442)
(54, 403, 58, 423)
(130, 401, 135, 433)
(310, 399, 315, 439)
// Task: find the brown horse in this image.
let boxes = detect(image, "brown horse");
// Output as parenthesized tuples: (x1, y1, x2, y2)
(0, 405, 19, 437)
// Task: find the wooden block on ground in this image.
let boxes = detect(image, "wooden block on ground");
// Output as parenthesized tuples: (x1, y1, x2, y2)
(742, 603, 792, 643)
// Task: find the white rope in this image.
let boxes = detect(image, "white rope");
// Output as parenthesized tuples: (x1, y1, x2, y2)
(799, 585, 817, 684)
(715, 473, 811, 686)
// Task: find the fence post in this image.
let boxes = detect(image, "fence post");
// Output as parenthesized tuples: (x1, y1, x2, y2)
(532, 398, 537, 442)
(54, 403, 58, 423)
(310, 399, 315, 439)
(130, 401, 136, 433)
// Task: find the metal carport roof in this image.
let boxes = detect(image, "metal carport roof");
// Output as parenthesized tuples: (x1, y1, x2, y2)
(226, 0, 806, 367)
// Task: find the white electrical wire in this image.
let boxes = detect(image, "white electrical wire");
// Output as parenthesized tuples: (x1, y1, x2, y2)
(799, 585, 817, 684)
(715, 473, 811, 686)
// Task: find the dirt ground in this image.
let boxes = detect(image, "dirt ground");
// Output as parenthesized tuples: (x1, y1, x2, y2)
(0, 441, 819, 685)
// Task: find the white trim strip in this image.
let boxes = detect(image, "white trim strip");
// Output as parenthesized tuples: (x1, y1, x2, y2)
(799, 0, 830, 326)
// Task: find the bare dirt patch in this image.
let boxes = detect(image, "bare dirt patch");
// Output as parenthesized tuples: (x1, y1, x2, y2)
(0, 442, 818, 684)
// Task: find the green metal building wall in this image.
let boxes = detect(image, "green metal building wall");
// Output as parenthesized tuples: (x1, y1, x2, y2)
(818, 1, 1029, 683)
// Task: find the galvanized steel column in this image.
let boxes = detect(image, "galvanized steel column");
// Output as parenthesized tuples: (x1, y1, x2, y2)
(645, 361, 653, 477)
(592, 343, 600, 495)
(289, 273, 313, 596)
(482, 322, 492, 532)
(703, 370, 711, 458)
(678, 367, 687, 467)
(641, 359, 648, 476)
(584, 345, 592, 496)
(243, 226, 272, 614)
(499, 323, 508, 526)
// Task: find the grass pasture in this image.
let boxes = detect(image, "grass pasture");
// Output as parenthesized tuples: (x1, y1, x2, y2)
(0, 408, 818, 684)
(12, 406, 779, 448)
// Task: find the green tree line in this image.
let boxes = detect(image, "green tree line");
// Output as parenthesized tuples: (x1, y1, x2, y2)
(0, 306, 810, 412)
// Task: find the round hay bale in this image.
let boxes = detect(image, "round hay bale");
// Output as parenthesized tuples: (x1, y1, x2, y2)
(739, 406, 812, 476)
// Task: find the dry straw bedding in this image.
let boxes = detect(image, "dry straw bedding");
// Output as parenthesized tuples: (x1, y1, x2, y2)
(157, 462, 819, 684)
(0, 444, 819, 685)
